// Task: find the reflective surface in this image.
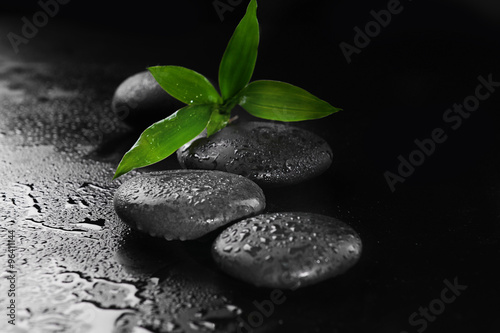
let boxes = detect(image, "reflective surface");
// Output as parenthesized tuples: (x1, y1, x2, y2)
(1, 2, 499, 332)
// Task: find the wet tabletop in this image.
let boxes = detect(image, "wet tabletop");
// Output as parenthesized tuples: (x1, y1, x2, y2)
(1, 1, 500, 332)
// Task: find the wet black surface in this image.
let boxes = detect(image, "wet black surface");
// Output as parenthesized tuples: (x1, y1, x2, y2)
(1, 0, 500, 332)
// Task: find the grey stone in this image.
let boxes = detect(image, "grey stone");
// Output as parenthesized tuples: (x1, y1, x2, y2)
(111, 70, 184, 128)
(212, 212, 362, 289)
(177, 122, 333, 187)
(113, 170, 266, 240)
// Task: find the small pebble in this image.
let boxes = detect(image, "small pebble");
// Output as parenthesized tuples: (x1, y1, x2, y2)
(212, 212, 362, 289)
(177, 121, 333, 187)
(114, 170, 266, 240)
(111, 70, 184, 128)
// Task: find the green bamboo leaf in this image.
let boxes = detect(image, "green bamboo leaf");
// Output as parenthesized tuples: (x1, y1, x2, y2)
(113, 104, 213, 179)
(219, 0, 259, 101)
(238, 80, 342, 121)
(149, 66, 222, 105)
(206, 108, 231, 137)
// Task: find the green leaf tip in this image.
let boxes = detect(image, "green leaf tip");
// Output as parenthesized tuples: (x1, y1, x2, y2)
(238, 80, 342, 122)
(112, 104, 213, 179)
(219, 0, 259, 101)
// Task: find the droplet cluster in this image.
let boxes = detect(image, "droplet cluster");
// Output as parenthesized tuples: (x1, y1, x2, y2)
(114, 170, 266, 240)
(212, 212, 362, 289)
(177, 122, 333, 187)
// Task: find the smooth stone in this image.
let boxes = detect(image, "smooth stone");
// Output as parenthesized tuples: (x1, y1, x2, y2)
(212, 212, 362, 289)
(177, 121, 333, 187)
(113, 170, 266, 240)
(111, 70, 184, 128)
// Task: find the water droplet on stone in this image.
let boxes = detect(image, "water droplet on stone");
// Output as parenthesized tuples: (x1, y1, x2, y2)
(212, 212, 362, 289)
(177, 122, 333, 187)
(114, 170, 266, 240)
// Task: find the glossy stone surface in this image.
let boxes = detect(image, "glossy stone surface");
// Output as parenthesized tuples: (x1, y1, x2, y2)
(212, 212, 362, 289)
(111, 70, 184, 128)
(2, 9, 494, 333)
(114, 170, 266, 240)
(177, 122, 333, 187)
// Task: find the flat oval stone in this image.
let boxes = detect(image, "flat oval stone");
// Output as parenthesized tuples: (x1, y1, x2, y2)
(177, 122, 333, 187)
(114, 170, 266, 240)
(212, 212, 362, 289)
(111, 71, 184, 128)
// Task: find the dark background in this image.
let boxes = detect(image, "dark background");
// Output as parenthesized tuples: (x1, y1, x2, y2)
(3, 0, 499, 184)
(1, 0, 499, 332)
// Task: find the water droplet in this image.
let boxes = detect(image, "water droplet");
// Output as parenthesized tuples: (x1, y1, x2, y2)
(189, 320, 216, 331)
